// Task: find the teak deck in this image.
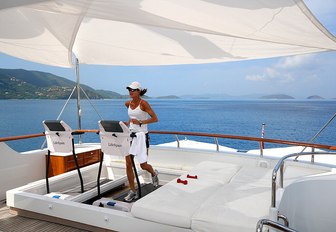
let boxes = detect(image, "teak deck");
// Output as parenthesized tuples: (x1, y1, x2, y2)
(0, 200, 89, 232)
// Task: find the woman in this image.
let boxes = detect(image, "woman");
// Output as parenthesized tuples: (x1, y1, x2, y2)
(124, 81, 159, 202)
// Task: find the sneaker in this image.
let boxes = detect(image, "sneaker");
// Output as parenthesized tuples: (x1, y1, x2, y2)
(124, 190, 138, 202)
(152, 170, 159, 187)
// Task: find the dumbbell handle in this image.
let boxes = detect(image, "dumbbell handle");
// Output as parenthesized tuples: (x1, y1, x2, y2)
(177, 178, 188, 185)
(187, 174, 198, 179)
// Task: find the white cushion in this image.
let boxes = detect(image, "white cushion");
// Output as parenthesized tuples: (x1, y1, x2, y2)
(230, 166, 273, 187)
(131, 161, 241, 228)
(191, 166, 272, 232)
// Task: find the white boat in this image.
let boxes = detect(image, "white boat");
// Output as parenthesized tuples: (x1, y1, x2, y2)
(1, 1, 336, 232)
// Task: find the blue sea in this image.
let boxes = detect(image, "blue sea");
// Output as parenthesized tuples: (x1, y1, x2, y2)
(0, 99, 335, 152)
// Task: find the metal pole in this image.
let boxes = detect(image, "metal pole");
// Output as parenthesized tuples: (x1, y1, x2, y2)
(175, 135, 180, 148)
(131, 156, 142, 199)
(260, 123, 266, 157)
(304, 112, 336, 147)
(295, 112, 336, 160)
(72, 138, 84, 193)
(256, 219, 297, 232)
(214, 137, 219, 152)
(75, 58, 82, 143)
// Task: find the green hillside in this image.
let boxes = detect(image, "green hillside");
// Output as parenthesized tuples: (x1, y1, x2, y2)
(0, 69, 118, 99)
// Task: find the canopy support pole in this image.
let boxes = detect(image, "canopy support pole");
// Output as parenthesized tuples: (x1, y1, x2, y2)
(75, 58, 82, 143)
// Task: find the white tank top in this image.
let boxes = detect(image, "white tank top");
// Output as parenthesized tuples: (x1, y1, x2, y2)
(128, 101, 148, 133)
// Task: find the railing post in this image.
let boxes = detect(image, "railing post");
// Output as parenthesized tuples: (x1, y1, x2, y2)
(175, 135, 180, 148)
(259, 142, 264, 157)
(260, 123, 266, 157)
(214, 137, 219, 152)
(280, 163, 284, 188)
(271, 171, 277, 207)
(311, 147, 315, 163)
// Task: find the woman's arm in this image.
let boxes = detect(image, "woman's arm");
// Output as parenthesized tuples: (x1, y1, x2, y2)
(123, 100, 131, 125)
(141, 100, 158, 125)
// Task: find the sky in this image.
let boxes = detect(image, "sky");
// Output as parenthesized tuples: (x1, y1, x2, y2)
(0, 0, 335, 99)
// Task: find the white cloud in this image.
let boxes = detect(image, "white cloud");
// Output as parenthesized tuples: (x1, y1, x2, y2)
(245, 74, 266, 81)
(264, 67, 278, 78)
(276, 54, 315, 69)
(245, 54, 316, 83)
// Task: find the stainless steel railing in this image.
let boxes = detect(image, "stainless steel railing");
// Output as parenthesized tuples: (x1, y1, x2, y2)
(1, 130, 335, 156)
(150, 130, 336, 156)
(271, 151, 336, 207)
(256, 219, 297, 232)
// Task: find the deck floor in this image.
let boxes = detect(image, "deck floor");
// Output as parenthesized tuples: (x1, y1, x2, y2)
(0, 200, 88, 232)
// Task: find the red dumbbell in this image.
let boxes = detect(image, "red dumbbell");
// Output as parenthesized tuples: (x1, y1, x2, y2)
(187, 174, 198, 179)
(177, 178, 188, 185)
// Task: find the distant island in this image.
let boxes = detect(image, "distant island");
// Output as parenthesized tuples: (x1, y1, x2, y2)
(0, 68, 334, 100)
(259, 94, 295, 100)
(155, 95, 180, 99)
(307, 95, 324, 99)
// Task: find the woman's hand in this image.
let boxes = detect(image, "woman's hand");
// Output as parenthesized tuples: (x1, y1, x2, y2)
(129, 118, 137, 125)
(123, 120, 131, 126)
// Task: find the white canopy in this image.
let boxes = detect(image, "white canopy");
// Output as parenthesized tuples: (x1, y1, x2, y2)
(1, 0, 336, 67)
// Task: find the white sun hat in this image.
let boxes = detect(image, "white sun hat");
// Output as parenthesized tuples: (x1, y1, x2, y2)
(126, 81, 142, 91)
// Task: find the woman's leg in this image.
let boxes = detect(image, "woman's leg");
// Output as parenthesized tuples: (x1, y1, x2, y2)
(140, 162, 155, 176)
(140, 162, 159, 187)
(125, 155, 136, 192)
(139, 146, 155, 176)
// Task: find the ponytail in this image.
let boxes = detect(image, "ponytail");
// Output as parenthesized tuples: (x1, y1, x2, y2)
(140, 88, 147, 96)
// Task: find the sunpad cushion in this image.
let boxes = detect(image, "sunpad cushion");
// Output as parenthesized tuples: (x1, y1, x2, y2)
(191, 167, 273, 232)
(131, 161, 241, 228)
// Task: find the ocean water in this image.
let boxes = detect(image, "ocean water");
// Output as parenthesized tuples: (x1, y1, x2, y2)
(0, 99, 335, 152)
